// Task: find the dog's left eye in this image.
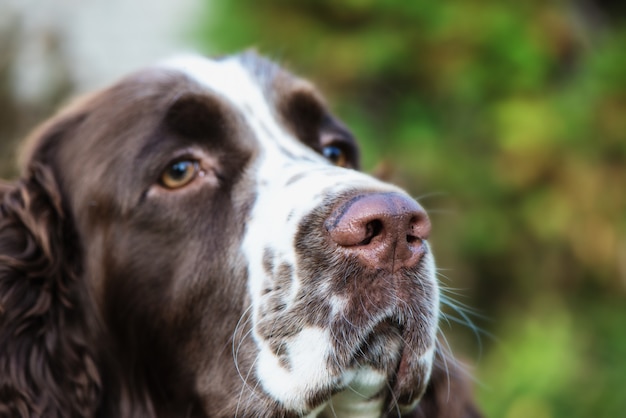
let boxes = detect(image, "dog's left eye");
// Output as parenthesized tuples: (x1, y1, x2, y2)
(160, 160, 200, 189)
(322, 145, 348, 167)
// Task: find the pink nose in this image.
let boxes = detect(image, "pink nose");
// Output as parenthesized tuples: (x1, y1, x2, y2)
(325, 193, 431, 272)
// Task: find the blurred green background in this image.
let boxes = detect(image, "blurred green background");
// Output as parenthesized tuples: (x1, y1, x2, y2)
(193, 2, 626, 417)
(2, 1, 626, 416)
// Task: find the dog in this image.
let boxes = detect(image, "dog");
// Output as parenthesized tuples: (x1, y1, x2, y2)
(0, 52, 481, 417)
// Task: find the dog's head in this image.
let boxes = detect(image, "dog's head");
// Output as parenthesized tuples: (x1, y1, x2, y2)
(0, 53, 477, 417)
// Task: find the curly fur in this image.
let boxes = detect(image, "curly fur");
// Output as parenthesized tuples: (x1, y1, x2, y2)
(0, 164, 100, 417)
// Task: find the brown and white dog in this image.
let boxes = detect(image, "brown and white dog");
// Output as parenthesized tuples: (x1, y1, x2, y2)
(0, 52, 481, 417)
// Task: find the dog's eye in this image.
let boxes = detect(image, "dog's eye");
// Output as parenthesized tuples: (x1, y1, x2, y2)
(322, 145, 348, 167)
(160, 160, 200, 189)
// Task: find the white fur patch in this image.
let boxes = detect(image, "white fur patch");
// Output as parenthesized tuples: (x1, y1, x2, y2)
(321, 367, 387, 418)
(256, 327, 332, 412)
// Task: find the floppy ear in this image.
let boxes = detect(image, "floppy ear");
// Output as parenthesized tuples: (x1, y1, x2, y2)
(0, 143, 100, 414)
(410, 349, 483, 418)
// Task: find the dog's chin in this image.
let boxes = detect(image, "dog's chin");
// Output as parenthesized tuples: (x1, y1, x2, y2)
(330, 318, 434, 412)
(252, 323, 433, 416)
(289, 322, 432, 415)
(251, 247, 438, 415)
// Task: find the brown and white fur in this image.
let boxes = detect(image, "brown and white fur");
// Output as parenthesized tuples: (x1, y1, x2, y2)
(0, 52, 481, 417)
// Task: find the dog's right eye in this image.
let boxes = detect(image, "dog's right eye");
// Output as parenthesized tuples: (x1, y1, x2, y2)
(160, 160, 201, 189)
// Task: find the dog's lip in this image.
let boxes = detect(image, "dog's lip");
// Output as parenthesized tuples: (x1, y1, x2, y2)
(351, 316, 404, 365)
(352, 316, 431, 410)
(343, 318, 427, 412)
(390, 342, 431, 410)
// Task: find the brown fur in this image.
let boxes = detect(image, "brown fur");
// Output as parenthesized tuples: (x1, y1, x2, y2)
(0, 54, 481, 417)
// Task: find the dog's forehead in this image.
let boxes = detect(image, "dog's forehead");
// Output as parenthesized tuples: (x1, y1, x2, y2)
(160, 53, 330, 167)
(159, 53, 297, 115)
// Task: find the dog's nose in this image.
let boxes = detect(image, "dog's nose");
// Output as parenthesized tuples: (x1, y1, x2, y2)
(325, 192, 431, 272)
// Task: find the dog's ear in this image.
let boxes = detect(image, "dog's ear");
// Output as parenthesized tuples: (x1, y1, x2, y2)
(409, 349, 483, 418)
(0, 115, 101, 417)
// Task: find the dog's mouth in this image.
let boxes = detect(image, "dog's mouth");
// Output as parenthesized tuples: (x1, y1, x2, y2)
(251, 269, 437, 415)
(351, 317, 404, 368)
(356, 317, 432, 393)
(315, 315, 432, 416)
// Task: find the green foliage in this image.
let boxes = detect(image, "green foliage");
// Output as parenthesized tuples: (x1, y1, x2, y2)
(479, 298, 626, 418)
(193, 1, 626, 416)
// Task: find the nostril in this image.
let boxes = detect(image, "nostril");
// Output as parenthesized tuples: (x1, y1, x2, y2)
(407, 214, 430, 242)
(406, 234, 420, 244)
(360, 219, 384, 246)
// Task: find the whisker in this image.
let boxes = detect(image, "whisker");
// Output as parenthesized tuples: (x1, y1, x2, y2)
(424, 208, 457, 215)
(435, 334, 453, 404)
(412, 191, 449, 201)
(234, 349, 263, 418)
(325, 396, 338, 418)
(439, 293, 495, 358)
(232, 304, 255, 380)
(384, 378, 402, 418)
